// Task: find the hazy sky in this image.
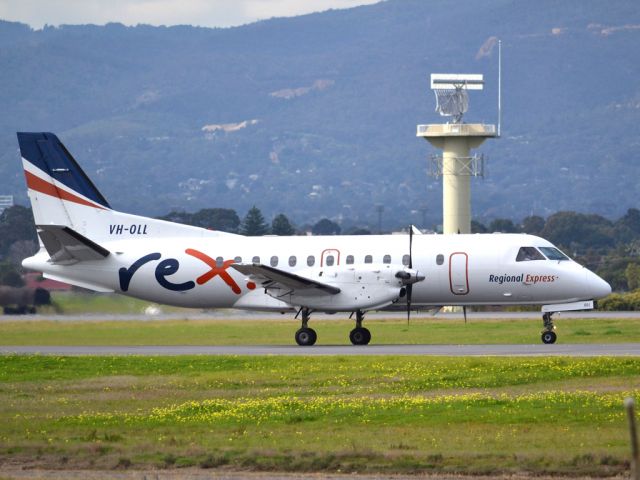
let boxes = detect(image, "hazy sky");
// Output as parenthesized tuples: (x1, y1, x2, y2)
(0, 0, 382, 29)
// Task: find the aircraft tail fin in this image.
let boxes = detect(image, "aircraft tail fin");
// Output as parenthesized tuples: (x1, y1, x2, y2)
(17, 132, 229, 241)
(17, 132, 111, 230)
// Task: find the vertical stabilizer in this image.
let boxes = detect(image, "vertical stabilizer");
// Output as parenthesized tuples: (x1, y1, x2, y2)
(18, 132, 111, 231)
(17, 132, 238, 241)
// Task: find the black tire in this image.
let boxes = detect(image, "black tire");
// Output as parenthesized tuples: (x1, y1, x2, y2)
(349, 327, 371, 346)
(295, 328, 317, 346)
(362, 327, 371, 345)
(541, 330, 557, 344)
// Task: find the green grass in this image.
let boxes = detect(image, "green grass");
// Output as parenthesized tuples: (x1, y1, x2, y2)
(46, 291, 193, 315)
(1, 317, 640, 345)
(0, 355, 638, 475)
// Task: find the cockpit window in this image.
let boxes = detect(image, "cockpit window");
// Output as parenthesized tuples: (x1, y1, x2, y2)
(516, 247, 545, 262)
(539, 247, 569, 261)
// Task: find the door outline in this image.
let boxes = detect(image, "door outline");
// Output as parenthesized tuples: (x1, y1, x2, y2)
(449, 252, 469, 295)
(321, 248, 340, 267)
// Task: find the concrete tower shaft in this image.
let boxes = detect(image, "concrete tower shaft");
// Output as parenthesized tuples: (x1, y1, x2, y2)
(417, 123, 496, 234)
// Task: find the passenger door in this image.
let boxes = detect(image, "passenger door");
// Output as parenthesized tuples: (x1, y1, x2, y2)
(449, 252, 469, 295)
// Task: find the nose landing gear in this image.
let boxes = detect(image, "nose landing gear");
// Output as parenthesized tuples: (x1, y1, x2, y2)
(541, 312, 557, 344)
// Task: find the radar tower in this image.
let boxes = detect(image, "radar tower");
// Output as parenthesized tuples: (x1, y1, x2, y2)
(417, 73, 498, 234)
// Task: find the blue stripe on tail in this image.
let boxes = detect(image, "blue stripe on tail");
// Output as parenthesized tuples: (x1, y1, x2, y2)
(17, 132, 111, 209)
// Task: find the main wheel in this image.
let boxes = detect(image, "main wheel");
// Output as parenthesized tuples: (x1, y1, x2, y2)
(349, 327, 371, 346)
(541, 330, 557, 344)
(295, 327, 317, 346)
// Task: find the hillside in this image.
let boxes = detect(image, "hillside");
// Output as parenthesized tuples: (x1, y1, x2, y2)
(0, 0, 639, 229)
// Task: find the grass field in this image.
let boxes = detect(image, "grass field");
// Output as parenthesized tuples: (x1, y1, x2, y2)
(0, 355, 638, 475)
(1, 316, 640, 346)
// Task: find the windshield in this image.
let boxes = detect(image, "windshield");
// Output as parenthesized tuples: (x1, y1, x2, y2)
(516, 247, 546, 262)
(539, 246, 570, 261)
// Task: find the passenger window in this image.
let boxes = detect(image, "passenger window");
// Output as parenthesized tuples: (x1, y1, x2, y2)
(252, 256, 260, 264)
(307, 255, 315, 266)
(216, 256, 224, 267)
(364, 255, 372, 264)
(346, 255, 354, 265)
(326, 255, 335, 266)
(289, 256, 297, 267)
(383, 254, 391, 264)
(402, 254, 410, 266)
(270, 256, 278, 267)
(234, 256, 242, 263)
(436, 254, 444, 265)
(516, 247, 545, 262)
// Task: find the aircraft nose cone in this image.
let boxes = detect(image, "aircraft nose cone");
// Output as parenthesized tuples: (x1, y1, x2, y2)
(585, 271, 612, 299)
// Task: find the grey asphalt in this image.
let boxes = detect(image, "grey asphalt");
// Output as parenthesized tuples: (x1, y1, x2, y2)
(2, 343, 640, 356)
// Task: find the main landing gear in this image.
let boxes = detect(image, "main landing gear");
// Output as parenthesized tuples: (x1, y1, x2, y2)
(349, 310, 371, 346)
(541, 312, 557, 344)
(293, 308, 372, 346)
(295, 307, 317, 346)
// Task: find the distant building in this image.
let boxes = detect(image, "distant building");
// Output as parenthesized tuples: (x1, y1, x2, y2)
(23, 272, 72, 291)
(0, 195, 13, 213)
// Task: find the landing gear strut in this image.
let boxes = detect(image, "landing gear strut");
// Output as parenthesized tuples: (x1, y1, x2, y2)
(295, 307, 317, 346)
(541, 312, 557, 344)
(349, 310, 371, 346)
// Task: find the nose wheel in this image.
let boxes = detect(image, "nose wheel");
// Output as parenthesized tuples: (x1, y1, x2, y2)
(541, 312, 557, 344)
(349, 310, 371, 346)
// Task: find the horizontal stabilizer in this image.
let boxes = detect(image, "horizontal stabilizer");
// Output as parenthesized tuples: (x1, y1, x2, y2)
(231, 263, 341, 295)
(37, 225, 110, 264)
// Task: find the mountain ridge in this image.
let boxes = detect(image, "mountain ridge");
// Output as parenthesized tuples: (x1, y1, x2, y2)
(0, 0, 638, 229)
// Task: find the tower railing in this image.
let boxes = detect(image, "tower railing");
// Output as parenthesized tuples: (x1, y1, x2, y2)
(428, 154, 486, 178)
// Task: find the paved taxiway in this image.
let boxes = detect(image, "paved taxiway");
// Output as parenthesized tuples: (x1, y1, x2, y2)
(2, 343, 640, 356)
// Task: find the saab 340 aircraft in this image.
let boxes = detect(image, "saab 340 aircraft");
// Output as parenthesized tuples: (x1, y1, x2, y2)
(17, 132, 611, 346)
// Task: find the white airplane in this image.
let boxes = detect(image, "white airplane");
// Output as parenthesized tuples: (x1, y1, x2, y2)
(17, 132, 611, 346)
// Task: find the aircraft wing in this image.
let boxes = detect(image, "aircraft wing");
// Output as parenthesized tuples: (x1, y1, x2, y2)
(230, 263, 341, 296)
(37, 225, 110, 264)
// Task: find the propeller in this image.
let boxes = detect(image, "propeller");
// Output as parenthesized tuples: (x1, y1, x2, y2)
(395, 225, 425, 325)
(406, 225, 414, 325)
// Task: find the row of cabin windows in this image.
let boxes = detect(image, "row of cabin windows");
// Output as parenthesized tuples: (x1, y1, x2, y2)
(214, 254, 416, 268)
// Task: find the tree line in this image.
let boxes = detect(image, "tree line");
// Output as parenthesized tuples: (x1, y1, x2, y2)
(1, 205, 640, 293)
(158, 206, 345, 236)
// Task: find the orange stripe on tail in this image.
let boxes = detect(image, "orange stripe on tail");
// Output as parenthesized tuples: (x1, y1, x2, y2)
(24, 171, 108, 210)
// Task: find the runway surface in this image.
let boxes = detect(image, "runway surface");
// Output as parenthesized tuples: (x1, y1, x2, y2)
(2, 343, 640, 356)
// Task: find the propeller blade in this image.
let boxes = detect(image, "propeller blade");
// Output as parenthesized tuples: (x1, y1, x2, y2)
(409, 225, 413, 269)
(407, 225, 413, 324)
(406, 284, 412, 325)
(463, 306, 467, 324)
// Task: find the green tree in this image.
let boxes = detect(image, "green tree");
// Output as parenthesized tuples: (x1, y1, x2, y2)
(192, 208, 240, 233)
(541, 211, 615, 252)
(158, 210, 194, 225)
(471, 220, 487, 233)
(521, 215, 545, 235)
(271, 214, 295, 236)
(488, 218, 518, 233)
(312, 218, 341, 235)
(0, 261, 24, 287)
(345, 227, 371, 235)
(625, 263, 640, 291)
(241, 206, 269, 236)
(614, 208, 640, 243)
(0, 206, 37, 257)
